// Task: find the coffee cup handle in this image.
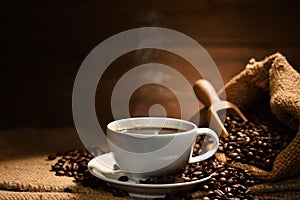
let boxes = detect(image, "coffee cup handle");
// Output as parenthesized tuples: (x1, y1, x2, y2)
(188, 128, 219, 163)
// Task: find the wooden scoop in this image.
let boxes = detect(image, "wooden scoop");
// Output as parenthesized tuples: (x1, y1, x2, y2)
(193, 79, 247, 137)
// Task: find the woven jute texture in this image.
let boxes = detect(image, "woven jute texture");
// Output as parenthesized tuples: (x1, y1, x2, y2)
(249, 176, 300, 200)
(249, 176, 300, 194)
(217, 52, 300, 181)
(253, 191, 300, 200)
(191, 176, 300, 200)
(0, 128, 134, 200)
(0, 190, 126, 200)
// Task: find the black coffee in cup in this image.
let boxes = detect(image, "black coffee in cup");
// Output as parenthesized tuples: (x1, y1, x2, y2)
(116, 126, 186, 135)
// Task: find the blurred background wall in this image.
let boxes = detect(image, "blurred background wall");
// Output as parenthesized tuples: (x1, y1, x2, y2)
(1, 0, 300, 130)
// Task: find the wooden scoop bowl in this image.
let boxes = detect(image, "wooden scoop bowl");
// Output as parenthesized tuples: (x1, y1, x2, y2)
(193, 79, 247, 138)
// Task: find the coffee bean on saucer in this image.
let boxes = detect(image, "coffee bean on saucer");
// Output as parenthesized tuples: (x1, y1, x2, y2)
(118, 176, 129, 182)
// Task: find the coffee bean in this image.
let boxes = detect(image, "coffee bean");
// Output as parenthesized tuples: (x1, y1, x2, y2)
(118, 176, 129, 182)
(230, 128, 237, 133)
(247, 151, 254, 157)
(55, 151, 62, 156)
(229, 135, 235, 141)
(64, 187, 72, 193)
(193, 171, 203, 176)
(214, 189, 225, 197)
(218, 171, 226, 177)
(213, 182, 221, 189)
(227, 192, 234, 197)
(217, 167, 225, 173)
(227, 178, 235, 184)
(195, 143, 201, 149)
(202, 184, 209, 190)
(219, 177, 226, 183)
(254, 155, 261, 160)
(66, 171, 73, 177)
(208, 180, 215, 187)
(236, 132, 244, 137)
(224, 187, 231, 193)
(75, 157, 85, 163)
(262, 142, 268, 147)
(223, 143, 228, 149)
(257, 140, 262, 145)
(228, 145, 234, 150)
(218, 146, 224, 151)
(63, 155, 71, 160)
(235, 148, 242, 153)
(51, 164, 60, 171)
(56, 170, 65, 176)
(210, 177, 217, 182)
(229, 151, 238, 157)
(58, 158, 66, 164)
(47, 154, 56, 160)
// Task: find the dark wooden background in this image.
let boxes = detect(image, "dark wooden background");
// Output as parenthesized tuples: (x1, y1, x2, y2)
(1, 0, 300, 130)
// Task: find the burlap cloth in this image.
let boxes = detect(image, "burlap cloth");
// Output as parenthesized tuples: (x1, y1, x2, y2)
(0, 127, 136, 200)
(216, 52, 300, 199)
(216, 52, 300, 180)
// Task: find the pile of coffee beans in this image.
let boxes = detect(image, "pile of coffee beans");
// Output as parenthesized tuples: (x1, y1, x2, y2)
(48, 149, 106, 189)
(141, 156, 258, 199)
(219, 115, 291, 171)
(197, 160, 258, 200)
(48, 149, 131, 196)
(140, 157, 216, 184)
(192, 135, 205, 157)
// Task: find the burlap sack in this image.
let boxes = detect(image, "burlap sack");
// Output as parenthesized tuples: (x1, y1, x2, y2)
(216, 52, 300, 181)
(249, 176, 300, 200)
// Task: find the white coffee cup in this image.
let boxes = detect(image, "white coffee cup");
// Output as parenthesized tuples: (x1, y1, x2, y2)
(89, 117, 219, 180)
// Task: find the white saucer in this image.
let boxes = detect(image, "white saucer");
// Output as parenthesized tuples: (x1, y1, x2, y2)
(88, 153, 214, 198)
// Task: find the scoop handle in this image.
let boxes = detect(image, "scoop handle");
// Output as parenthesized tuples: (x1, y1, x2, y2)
(193, 79, 221, 107)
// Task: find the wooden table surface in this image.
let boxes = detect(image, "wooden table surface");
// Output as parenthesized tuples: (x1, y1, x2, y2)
(1, 0, 300, 130)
